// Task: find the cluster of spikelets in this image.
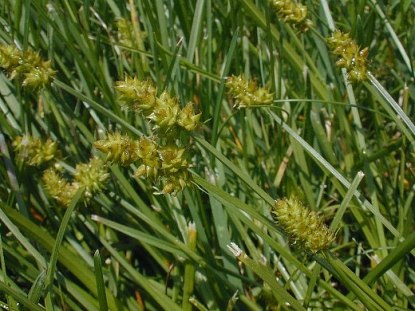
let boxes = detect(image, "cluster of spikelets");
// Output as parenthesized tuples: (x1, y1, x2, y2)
(226, 75, 273, 108)
(327, 30, 369, 82)
(12, 135, 109, 207)
(0, 44, 55, 89)
(42, 159, 109, 206)
(94, 76, 201, 195)
(269, 0, 313, 31)
(13, 136, 59, 166)
(272, 197, 335, 253)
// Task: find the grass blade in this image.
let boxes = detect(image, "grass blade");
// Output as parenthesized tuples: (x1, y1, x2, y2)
(93, 250, 108, 311)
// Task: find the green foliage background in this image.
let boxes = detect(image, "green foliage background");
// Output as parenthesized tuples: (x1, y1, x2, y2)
(0, 0, 414, 310)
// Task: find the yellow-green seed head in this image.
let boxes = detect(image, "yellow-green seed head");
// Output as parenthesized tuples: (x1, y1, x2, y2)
(137, 137, 159, 165)
(177, 102, 201, 131)
(13, 135, 59, 166)
(0, 45, 21, 70)
(42, 167, 79, 207)
(0, 45, 55, 89)
(94, 132, 139, 166)
(116, 18, 134, 48)
(226, 75, 273, 108)
(134, 137, 160, 178)
(134, 163, 159, 179)
(149, 91, 180, 129)
(116, 18, 147, 49)
(161, 170, 191, 195)
(22, 61, 55, 89)
(327, 30, 368, 82)
(115, 76, 157, 113)
(270, 0, 312, 31)
(272, 197, 335, 253)
(158, 146, 189, 174)
(73, 158, 109, 199)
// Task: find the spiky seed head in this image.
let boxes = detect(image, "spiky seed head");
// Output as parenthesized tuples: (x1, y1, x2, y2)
(177, 102, 201, 131)
(272, 197, 335, 253)
(327, 30, 368, 82)
(13, 136, 59, 166)
(73, 158, 109, 199)
(115, 76, 157, 113)
(42, 167, 79, 207)
(161, 170, 191, 195)
(226, 75, 273, 108)
(158, 146, 189, 174)
(94, 132, 139, 166)
(149, 91, 180, 130)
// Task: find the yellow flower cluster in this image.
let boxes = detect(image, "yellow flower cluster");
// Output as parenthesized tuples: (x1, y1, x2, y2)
(272, 197, 335, 253)
(42, 158, 109, 206)
(13, 135, 59, 166)
(327, 30, 369, 82)
(226, 75, 273, 108)
(95, 76, 201, 195)
(269, 0, 313, 31)
(0, 44, 55, 89)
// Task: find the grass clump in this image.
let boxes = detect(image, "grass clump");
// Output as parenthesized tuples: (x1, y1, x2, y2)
(0, 0, 414, 310)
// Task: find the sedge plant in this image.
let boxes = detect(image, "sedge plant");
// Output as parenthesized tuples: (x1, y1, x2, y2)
(0, 0, 414, 310)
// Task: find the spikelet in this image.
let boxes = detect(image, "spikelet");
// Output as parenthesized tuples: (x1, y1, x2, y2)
(177, 102, 201, 131)
(108, 77, 201, 195)
(270, 0, 313, 31)
(149, 91, 180, 130)
(226, 75, 273, 108)
(116, 18, 147, 49)
(73, 158, 109, 199)
(42, 167, 79, 207)
(161, 170, 191, 195)
(134, 137, 161, 178)
(272, 197, 335, 253)
(94, 132, 139, 166)
(327, 30, 368, 82)
(158, 146, 189, 174)
(115, 76, 157, 114)
(0, 44, 55, 89)
(13, 135, 59, 166)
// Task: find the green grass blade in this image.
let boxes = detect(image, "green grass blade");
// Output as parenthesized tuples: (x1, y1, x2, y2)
(211, 30, 239, 145)
(44, 187, 84, 306)
(369, 0, 413, 75)
(186, 0, 205, 63)
(28, 271, 47, 305)
(195, 137, 274, 206)
(0, 280, 44, 311)
(0, 204, 46, 268)
(321, 253, 393, 311)
(331, 171, 365, 231)
(93, 250, 108, 311)
(367, 72, 415, 140)
(228, 243, 306, 311)
(97, 236, 182, 311)
(363, 231, 415, 286)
